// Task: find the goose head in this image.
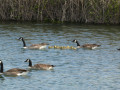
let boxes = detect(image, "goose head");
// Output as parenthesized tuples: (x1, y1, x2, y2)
(0, 60, 3, 67)
(72, 39, 77, 43)
(72, 39, 81, 47)
(0, 60, 3, 74)
(0, 60, 2, 64)
(18, 37, 27, 47)
(19, 37, 24, 40)
(25, 59, 32, 67)
(25, 59, 30, 62)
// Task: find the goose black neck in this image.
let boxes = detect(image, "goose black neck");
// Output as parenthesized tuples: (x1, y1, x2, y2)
(29, 60, 32, 67)
(76, 41, 80, 46)
(0, 62, 3, 73)
(22, 38, 26, 47)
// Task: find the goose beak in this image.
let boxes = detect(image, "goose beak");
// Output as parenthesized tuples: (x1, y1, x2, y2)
(18, 37, 23, 40)
(24, 60, 27, 62)
(18, 38, 21, 40)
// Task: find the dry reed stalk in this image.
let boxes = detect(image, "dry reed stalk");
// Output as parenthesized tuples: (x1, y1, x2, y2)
(0, 0, 119, 24)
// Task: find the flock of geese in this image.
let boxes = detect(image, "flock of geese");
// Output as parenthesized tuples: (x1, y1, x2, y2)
(0, 37, 101, 77)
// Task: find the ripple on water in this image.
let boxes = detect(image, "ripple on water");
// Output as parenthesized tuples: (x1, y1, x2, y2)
(0, 23, 120, 90)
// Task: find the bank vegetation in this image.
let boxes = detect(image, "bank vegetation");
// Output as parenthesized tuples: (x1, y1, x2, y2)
(0, 0, 120, 24)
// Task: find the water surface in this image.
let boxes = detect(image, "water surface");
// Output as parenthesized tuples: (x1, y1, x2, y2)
(0, 23, 120, 90)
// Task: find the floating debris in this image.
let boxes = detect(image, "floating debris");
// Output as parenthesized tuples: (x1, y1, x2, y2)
(48, 45, 77, 50)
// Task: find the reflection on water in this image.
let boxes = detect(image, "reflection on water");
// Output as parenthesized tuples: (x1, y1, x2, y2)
(0, 22, 120, 90)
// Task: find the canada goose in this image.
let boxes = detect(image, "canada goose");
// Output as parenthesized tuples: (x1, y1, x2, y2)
(72, 39, 101, 49)
(18, 37, 49, 49)
(25, 59, 55, 70)
(0, 60, 28, 76)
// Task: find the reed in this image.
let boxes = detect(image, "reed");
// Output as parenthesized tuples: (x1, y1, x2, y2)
(0, 0, 119, 24)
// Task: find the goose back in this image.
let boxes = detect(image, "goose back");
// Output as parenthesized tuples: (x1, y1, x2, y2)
(32, 64, 54, 70)
(0, 60, 28, 76)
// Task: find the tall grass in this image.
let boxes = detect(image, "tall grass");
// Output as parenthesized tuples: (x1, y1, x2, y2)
(0, 0, 120, 24)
